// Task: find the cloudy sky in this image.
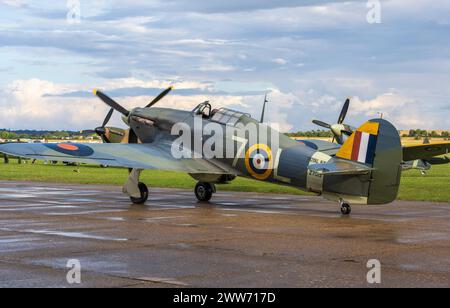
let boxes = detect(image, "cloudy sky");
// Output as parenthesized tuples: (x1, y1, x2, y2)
(0, 0, 449, 132)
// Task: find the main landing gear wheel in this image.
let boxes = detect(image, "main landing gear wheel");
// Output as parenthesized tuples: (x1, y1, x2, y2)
(340, 203, 352, 215)
(130, 182, 149, 204)
(195, 182, 215, 202)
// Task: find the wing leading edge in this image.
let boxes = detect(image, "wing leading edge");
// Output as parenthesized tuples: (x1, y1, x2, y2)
(402, 142, 450, 162)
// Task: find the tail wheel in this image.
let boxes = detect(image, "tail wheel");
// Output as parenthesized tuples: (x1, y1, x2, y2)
(341, 203, 352, 215)
(130, 182, 149, 204)
(195, 182, 214, 202)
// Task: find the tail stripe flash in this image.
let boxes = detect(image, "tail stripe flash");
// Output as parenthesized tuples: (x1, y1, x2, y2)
(337, 121, 380, 166)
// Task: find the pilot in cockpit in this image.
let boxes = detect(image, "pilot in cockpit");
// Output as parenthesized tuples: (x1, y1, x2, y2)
(193, 101, 216, 119)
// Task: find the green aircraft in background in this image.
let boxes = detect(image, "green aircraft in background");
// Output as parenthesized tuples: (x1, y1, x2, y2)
(0, 88, 448, 215)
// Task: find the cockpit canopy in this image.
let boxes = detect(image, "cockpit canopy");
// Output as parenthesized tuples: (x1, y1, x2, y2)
(192, 102, 251, 126)
(211, 108, 250, 126)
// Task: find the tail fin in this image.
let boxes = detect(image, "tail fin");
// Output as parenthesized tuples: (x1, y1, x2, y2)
(336, 119, 402, 204)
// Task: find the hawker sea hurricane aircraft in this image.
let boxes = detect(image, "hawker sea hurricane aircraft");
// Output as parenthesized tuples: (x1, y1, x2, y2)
(0, 89, 449, 215)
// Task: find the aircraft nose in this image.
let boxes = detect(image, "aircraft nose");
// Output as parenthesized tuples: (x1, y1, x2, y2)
(132, 108, 154, 119)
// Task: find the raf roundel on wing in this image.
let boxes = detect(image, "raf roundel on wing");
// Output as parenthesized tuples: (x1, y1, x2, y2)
(45, 143, 95, 157)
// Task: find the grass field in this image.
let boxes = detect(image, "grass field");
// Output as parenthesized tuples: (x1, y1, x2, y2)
(0, 159, 448, 202)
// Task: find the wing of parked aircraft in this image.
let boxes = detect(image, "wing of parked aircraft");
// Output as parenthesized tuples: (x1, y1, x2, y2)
(296, 139, 341, 155)
(402, 142, 450, 161)
(0, 142, 232, 174)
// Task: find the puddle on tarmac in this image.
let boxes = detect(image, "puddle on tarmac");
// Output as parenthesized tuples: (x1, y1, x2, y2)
(104, 217, 126, 222)
(151, 204, 195, 209)
(220, 208, 287, 215)
(396, 232, 448, 244)
(22, 229, 128, 241)
(217, 202, 240, 206)
(0, 207, 60, 212)
(45, 209, 126, 216)
(145, 216, 188, 222)
(399, 264, 420, 270)
(1, 194, 37, 199)
(0, 236, 37, 244)
(175, 224, 199, 228)
(0, 203, 55, 208)
(170, 242, 192, 249)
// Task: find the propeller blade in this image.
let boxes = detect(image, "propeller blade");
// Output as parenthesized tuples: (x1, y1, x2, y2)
(94, 127, 110, 143)
(146, 86, 173, 108)
(102, 108, 114, 127)
(312, 120, 332, 129)
(102, 134, 111, 144)
(128, 129, 139, 144)
(94, 89, 130, 116)
(338, 98, 350, 124)
(109, 129, 125, 137)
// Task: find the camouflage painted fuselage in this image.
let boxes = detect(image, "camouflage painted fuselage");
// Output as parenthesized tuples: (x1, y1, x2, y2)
(0, 104, 403, 206)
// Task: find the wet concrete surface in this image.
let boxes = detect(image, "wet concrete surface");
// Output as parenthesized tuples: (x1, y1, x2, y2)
(0, 180, 449, 288)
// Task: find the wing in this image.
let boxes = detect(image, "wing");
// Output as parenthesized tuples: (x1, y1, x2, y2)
(296, 139, 341, 155)
(0, 142, 232, 174)
(308, 159, 374, 176)
(402, 142, 450, 161)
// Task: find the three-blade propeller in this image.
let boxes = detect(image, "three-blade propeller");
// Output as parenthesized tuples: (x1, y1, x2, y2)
(87, 86, 173, 143)
(312, 98, 353, 144)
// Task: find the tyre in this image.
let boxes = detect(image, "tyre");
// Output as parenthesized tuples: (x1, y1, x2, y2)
(130, 182, 149, 204)
(341, 203, 352, 215)
(195, 182, 214, 202)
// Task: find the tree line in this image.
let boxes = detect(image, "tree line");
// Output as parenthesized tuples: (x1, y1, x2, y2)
(403, 129, 449, 138)
(0, 130, 87, 140)
(286, 130, 333, 138)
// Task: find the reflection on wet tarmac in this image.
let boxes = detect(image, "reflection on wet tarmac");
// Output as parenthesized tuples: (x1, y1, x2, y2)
(0, 180, 449, 287)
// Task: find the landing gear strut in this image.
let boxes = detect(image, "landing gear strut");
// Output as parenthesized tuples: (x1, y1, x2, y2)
(340, 200, 352, 215)
(123, 169, 149, 204)
(195, 182, 216, 202)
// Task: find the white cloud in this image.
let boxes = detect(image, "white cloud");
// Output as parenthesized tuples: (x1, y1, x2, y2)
(197, 64, 237, 72)
(0, 79, 106, 130)
(0, 1, 449, 131)
(0, 76, 302, 132)
(272, 58, 288, 65)
(350, 93, 439, 129)
(351, 93, 413, 117)
(0, 0, 26, 7)
(103, 77, 212, 91)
